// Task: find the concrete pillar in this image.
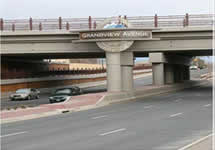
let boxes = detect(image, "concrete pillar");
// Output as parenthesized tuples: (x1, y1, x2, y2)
(165, 64, 174, 84)
(179, 65, 184, 81)
(184, 65, 190, 80)
(149, 53, 165, 85)
(106, 52, 122, 92)
(121, 52, 134, 92)
(174, 65, 185, 82)
(121, 66, 133, 91)
(152, 63, 165, 85)
(174, 65, 180, 83)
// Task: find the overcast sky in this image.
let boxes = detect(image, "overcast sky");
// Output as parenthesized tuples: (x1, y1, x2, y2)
(1, 0, 213, 19)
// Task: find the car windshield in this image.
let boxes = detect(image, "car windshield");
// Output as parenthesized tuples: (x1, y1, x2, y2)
(16, 89, 30, 93)
(54, 89, 71, 95)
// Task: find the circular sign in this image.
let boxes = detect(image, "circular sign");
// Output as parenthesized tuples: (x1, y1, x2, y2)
(96, 16, 134, 52)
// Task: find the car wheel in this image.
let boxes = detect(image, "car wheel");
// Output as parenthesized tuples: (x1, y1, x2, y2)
(27, 96, 31, 100)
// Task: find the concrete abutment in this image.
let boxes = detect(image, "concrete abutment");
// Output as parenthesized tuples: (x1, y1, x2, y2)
(106, 51, 134, 93)
(149, 52, 191, 86)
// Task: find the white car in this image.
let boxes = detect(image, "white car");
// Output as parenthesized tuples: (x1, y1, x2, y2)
(10, 88, 40, 101)
(189, 66, 198, 70)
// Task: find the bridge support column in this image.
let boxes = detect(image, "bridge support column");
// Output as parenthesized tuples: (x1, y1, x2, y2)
(150, 53, 191, 85)
(152, 63, 165, 85)
(183, 65, 190, 80)
(174, 65, 183, 83)
(165, 64, 174, 84)
(121, 52, 134, 92)
(149, 53, 165, 85)
(106, 52, 122, 92)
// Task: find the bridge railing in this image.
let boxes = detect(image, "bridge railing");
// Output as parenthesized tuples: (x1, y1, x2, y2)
(0, 14, 214, 31)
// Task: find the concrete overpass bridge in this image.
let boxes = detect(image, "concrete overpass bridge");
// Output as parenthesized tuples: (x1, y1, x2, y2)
(1, 14, 213, 93)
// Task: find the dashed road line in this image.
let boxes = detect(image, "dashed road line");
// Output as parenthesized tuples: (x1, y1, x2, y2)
(144, 105, 153, 109)
(92, 115, 108, 119)
(169, 113, 183, 118)
(174, 99, 182, 102)
(204, 104, 211, 107)
(0, 131, 28, 138)
(99, 128, 126, 136)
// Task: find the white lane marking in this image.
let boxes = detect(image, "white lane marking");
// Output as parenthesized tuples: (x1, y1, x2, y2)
(99, 128, 126, 136)
(204, 104, 211, 107)
(92, 115, 108, 119)
(0, 131, 27, 138)
(174, 99, 182, 102)
(178, 134, 212, 150)
(144, 105, 153, 109)
(169, 113, 183, 118)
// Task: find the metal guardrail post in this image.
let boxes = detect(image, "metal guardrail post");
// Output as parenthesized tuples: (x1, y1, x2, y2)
(93, 21, 96, 29)
(59, 17, 62, 30)
(88, 16, 92, 29)
(154, 14, 158, 27)
(183, 18, 186, 27)
(29, 17, 33, 30)
(185, 13, 189, 26)
(66, 22, 70, 30)
(39, 23, 42, 31)
(0, 18, 3, 31)
(12, 23, 15, 31)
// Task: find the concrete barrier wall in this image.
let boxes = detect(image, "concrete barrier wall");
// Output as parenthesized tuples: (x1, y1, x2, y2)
(1, 69, 152, 98)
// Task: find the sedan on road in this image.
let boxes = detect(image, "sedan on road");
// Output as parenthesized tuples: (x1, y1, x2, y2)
(10, 88, 40, 101)
(49, 87, 82, 103)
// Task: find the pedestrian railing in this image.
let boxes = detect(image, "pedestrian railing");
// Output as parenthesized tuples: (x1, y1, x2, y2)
(0, 14, 214, 31)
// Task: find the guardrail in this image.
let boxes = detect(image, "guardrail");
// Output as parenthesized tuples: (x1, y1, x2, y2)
(0, 14, 214, 31)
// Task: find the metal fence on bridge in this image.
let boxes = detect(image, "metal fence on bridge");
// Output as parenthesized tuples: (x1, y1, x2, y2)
(0, 14, 214, 31)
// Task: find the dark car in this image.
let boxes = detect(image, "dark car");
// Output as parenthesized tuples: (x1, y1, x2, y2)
(10, 88, 40, 101)
(49, 87, 82, 103)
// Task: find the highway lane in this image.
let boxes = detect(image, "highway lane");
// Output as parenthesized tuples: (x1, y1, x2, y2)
(1, 74, 153, 110)
(1, 81, 212, 150)
(0, 68, 207, 110)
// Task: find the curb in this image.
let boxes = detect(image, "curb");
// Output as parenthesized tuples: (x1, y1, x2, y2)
(98, 81, 209, 106)
(178, 134, 212, 150)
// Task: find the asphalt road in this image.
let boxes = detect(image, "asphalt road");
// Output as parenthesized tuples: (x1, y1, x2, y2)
(0, 68, 208, 110)
(1, 81, 212, 150)
(1, 74, 153, 110)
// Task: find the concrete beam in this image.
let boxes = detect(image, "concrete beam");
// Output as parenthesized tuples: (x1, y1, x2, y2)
(1, 28, 212, 57)
(149, 53, 192, 66)
(132, 39, 212, 52)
